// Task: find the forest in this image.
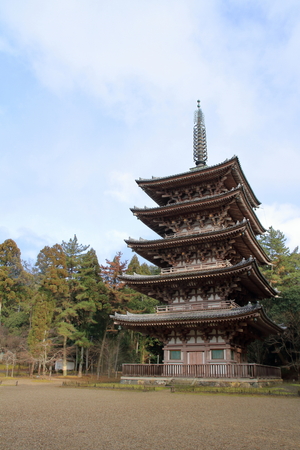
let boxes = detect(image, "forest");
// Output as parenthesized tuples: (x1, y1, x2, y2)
(0, 228, 299, 379)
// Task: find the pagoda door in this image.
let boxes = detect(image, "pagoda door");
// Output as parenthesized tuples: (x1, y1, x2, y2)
(186, 351, 204, 377)
(187, 351, 204, 364)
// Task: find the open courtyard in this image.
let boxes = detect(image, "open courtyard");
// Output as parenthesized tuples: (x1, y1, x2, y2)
(0, 379, 300, 450)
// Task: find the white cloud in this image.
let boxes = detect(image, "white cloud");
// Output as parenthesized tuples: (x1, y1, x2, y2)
(0, 1, 300, 262)
(257, 203, 300, 251)
(105, 171, 137, 204)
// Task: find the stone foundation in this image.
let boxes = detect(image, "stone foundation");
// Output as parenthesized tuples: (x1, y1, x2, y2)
(120, 376, 282, 388)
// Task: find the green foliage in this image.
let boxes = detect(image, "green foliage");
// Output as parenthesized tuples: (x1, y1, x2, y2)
(0, 241, 164, 374)
(62, 234, 90, 278)
(255, 228, 300, 376)
(0, 239, 32, 331)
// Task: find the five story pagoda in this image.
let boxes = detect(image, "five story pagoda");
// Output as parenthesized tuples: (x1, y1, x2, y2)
(113, 102, 282, 382)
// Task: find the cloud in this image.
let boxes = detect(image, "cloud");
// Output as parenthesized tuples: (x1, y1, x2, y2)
(257, 203, 300, 251)
(0, 0, 300, 263)
(104, 171, 138, 204)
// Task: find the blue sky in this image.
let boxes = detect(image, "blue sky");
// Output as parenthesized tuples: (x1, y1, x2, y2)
(0, 0, 300, 265)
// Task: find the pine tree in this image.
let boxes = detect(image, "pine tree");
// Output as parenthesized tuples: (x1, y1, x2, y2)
(73, 249, 108, 376)
(61, 235, 90, 278)
(127, 255, 141, 274)
(36, 244, 74, 376)
(27, 292, 55, 375)
(258, 227, 290, 288)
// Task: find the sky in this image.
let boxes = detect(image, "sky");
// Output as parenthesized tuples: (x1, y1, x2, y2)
(0, 0, 300, 266)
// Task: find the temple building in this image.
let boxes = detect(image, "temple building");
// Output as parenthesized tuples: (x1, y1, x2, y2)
(112, 102, 282, 382)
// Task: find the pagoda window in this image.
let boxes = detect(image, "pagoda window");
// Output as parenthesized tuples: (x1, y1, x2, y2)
(231, 350, 235, 360)
(211, 349, 225, 360)
(169, 350, 181, 360)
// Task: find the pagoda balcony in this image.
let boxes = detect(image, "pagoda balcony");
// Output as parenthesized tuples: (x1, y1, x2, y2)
(122, 363, 281, 380)
(164, 227, 222, 238)
(156, 300, 239, 313)
(160, 260, 231, 274)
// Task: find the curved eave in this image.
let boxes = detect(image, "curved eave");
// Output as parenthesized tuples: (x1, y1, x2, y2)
(136, 156, 260, 208)
(120, 258, 277, 299)
(111, 304, 282, 335)
(126, 220, 271, 267)
(132, 186, 265, 236)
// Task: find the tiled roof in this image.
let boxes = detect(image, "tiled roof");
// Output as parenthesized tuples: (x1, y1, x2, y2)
(113, 303, 259, 323)
(111, 303, 283, 335)
(125, 219, 271, 266)
(136, 156, 260, 208)
(131, 185, 265, 236)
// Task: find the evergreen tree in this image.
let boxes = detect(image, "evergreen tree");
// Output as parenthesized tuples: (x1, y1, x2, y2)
(255, 228, 300, 378)
(0, 239, 31, 330)
(259, 226, 289, 260)
(61, 235, 90, 278)
(36, 244, 74, 376)
(258, 227, 291, 289)
(73, 249, 108, 376)
(27, 291, 55, 375)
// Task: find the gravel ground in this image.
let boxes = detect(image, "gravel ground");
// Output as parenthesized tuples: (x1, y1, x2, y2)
(0, 380, 300, 450)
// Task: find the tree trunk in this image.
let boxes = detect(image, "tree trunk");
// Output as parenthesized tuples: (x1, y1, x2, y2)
(42, 345, 47, 376)
(85, 347, 89, 375)
(75, 345, 78, 372)
(30, 361, 34, 377)
(114, 333, 121, 373)
(78, 346, 84, 377)
(63, 335, 67, 377)
(96, 326, 108, 380)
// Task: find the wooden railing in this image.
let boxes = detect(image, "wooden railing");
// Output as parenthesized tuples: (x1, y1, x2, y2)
(156, 301, 238, 313)
(160, 261, 231, 274)
(122, 363, 281, 379)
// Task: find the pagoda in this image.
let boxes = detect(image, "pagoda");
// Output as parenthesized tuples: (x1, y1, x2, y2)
(113, 101, 282, 382)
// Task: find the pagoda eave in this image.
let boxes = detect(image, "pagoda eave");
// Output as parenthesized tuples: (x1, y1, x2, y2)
(111, 304, 282, 337)
(136, 156, 260, 208)
(126, 220, 271, 267)
(120, 259, 278, 301)
(132, 186, 265, 237)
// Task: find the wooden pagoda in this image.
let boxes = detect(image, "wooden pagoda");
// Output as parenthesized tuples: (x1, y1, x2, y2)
(112, 102, 282, 382)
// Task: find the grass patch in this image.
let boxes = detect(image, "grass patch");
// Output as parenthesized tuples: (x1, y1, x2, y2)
(61, 381, 164, 391)
(61, 381, 300, 396)
(168, 383, 299, 396)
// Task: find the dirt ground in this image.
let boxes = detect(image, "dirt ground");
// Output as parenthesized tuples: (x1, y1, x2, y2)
(0, 379, 299, 450)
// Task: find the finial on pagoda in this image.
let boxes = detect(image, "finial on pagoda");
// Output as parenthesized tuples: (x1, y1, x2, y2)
(193, 100, 207, 167)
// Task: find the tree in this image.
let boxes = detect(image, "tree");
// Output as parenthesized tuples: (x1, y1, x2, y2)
(61, 235, 90, 278)
(256, 228, 300, 378)
(101, 252, 127, 288)
(36, 244, 73, 376)
(127, 255, 141, 275)
(72, 248, 108, 376)
(27, 291, 55, 376)
(0, 239, 31, 330)
(258, 227, 290, 288)
(259, 226, 289, 260)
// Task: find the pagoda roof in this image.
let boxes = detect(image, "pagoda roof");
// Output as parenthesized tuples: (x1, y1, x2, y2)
(111, 303, 282, 336)
(131, 185, 265, 236)
(126, 220, 271, 267)
(136, 156, 260, 208)
(120, 257, 278, 301)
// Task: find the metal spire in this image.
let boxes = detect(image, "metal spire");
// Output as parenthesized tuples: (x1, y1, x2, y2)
(193, 100, 207, 167)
